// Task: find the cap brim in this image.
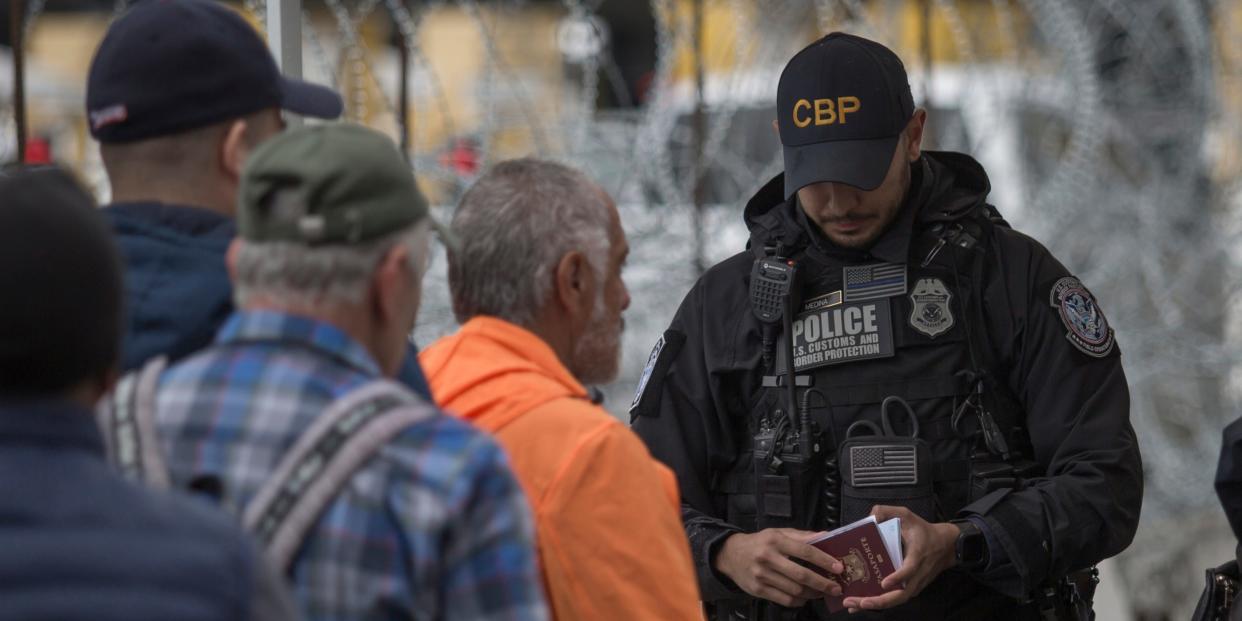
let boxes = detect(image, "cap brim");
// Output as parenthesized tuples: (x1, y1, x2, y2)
(782, 135, 900, 198)
(280, 77, 344, 119)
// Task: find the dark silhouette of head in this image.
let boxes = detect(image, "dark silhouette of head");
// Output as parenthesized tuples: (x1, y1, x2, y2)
(0, 166, 124, 400)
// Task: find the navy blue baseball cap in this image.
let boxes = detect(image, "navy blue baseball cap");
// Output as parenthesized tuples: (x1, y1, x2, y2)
(777, 33, 915, 197)
(86, 0, 343, 144)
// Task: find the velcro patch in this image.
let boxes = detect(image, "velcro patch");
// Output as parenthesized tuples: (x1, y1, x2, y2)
(629, 329, 686, 419)
(790, 298, 895, 371)
(1050, 276, 1115, 358)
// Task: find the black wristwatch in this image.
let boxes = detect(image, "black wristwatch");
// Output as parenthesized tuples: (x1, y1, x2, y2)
(951, 519, 988, 571)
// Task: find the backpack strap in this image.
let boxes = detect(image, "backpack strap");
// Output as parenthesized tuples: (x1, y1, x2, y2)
(242, 379, 438, 571)
(98, 356, 170, 489)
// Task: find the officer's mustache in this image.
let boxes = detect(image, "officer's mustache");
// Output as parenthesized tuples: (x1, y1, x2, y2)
(825, 213, 875, 224)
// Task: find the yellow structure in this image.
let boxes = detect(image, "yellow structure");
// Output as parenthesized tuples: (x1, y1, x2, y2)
(9, 0, 1242, 194)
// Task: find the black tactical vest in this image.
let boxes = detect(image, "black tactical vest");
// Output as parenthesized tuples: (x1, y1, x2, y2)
(713, 205, 1038, 621)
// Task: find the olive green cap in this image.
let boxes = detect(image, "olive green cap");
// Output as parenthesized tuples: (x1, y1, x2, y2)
(238, 123, 448, 246)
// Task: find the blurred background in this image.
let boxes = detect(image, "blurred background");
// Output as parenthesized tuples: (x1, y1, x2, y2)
(3, 0, 1241, 617)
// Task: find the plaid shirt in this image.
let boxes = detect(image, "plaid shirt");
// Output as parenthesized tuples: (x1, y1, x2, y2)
(154, 310, 548, 621)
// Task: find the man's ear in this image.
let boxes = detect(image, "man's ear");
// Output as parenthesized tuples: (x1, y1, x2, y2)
(225, 238, 242, 282)
(371, 243, 412, 322)
(220, 118, 251, 183)
(771, 119, 780, 136)
(553, 250, 594, 321)
(905, 109, 928, 162)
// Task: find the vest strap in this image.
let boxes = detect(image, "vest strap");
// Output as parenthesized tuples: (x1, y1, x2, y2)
(816, 374, 972, 407)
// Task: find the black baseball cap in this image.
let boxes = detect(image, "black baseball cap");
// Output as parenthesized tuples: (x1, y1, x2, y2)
(777, 33, 915, 197)
(86, 0, 343, 144)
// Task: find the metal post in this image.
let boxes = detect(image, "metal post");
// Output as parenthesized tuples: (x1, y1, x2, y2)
(691, 0, 706, 275)
(267, 0, 303, 125)
(397, 36, 410, 157)
(10, 0, 26, 163)
(920, 0, 932, 106)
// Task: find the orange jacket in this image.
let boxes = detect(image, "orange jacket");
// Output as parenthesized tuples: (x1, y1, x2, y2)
(421, 317, 703, 621)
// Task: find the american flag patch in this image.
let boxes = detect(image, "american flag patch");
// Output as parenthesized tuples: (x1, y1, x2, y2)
(843, 263, 907, 302)
(849, 444, 918, 487)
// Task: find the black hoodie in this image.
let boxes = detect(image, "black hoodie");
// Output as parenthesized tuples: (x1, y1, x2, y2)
(632, 151, 1142, 620)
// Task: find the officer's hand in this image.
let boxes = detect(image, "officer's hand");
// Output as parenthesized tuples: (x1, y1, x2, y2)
(715, 528, 844, 608)
(842, 506, 958, 613)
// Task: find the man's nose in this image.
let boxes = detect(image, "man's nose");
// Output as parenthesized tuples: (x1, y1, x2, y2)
(824, 182, 862, 213)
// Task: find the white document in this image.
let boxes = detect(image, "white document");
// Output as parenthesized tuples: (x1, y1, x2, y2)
(877, 517, 903, 569)
(808, 515, 904, 569)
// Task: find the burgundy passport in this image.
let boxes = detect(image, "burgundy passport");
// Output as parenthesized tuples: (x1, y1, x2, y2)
(807, 518, 900, 612)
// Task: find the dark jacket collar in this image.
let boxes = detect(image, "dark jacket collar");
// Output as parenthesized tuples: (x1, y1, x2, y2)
(105, 201, 235, 240)
(743, 151, 993, 264)
(0, 398, 105, 456)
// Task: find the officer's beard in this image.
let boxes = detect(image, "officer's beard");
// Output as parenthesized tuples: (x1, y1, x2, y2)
(570, 280, 623, 386)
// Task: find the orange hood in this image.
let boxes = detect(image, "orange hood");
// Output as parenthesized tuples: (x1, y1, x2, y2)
(419, 317, 589, 433)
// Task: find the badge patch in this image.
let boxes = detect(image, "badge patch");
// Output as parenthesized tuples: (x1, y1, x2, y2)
(1050, 277, 1115, 358)
(630, 335, 665, 412)
(843, 263, 908, 302)
(909, 278, 954, 338)
(789, 298, 895, 371)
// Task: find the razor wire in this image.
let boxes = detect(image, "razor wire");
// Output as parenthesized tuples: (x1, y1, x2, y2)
(5, 0, 1242, 615)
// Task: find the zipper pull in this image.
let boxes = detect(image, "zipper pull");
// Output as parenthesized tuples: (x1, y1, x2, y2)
(922, 237, 946, 267)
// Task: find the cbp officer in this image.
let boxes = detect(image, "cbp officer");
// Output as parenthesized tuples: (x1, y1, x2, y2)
(630, 33, 1142, 620)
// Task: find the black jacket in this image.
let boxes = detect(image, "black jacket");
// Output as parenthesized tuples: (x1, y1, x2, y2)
(0, 398, 294, 621)
(631, 151, 1142, 619)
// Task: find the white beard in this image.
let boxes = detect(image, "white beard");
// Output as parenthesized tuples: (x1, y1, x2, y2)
(570, 287, 622, 386)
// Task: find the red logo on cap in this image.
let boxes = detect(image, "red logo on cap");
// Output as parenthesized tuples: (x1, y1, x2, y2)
(89, 104, 128, 131)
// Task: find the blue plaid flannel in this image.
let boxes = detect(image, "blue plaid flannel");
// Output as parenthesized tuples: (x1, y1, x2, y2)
(153, 310, 548, 621)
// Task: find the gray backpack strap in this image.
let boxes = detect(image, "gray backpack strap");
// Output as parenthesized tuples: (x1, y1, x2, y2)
(242, 379, 438, 571)
(97, 356, 170, 489)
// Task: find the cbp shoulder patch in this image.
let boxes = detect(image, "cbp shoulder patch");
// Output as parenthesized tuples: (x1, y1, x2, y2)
(1050, 276, 1115, 358)
(629, 329, 686, 419)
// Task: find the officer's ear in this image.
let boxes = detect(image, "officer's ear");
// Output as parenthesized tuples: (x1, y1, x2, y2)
(903, 109, 928, 162)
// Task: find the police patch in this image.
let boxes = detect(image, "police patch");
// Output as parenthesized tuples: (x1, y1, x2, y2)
(1050, 277, 1115, 358)
(909, 278, 954, 338)
(629, 330, 685, 418)
(790, 298, 895, 371)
